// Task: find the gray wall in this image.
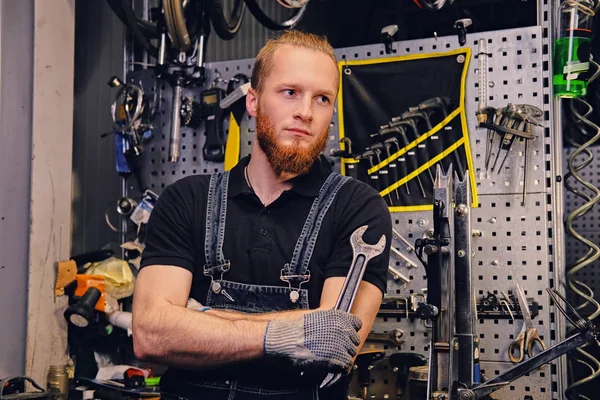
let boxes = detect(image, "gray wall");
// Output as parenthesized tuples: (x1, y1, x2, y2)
(0, 0, 34, 377)
(205, 5, 288, 62)
(71, 0, 126, 255)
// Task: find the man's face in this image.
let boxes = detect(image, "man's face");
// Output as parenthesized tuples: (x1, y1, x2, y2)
(247, 45, 339, 175)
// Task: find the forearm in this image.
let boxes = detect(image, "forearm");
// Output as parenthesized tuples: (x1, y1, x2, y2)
(205, 307, 315, 322)
(133, 301, 268, 368)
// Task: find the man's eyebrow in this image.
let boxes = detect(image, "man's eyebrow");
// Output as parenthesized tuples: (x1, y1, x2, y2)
(276, 82, 336, 98)
(320, 89, 336, 98)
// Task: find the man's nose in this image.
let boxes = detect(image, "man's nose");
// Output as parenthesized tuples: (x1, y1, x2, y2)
(294, 96, 313, 121)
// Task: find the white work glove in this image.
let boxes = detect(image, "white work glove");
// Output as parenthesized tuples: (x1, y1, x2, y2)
(264, 309, 362, 373)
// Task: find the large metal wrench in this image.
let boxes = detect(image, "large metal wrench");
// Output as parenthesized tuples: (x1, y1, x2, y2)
(320, 225, 387, 388)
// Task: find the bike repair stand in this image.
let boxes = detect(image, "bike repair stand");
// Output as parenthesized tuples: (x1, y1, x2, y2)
(415, 165, 478, 400)
(415, 165, 600, 400)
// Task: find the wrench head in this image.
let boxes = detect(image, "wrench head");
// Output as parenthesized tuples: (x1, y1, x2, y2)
(350, 225, 387, 260)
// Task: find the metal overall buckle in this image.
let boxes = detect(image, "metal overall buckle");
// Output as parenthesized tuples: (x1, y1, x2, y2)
(203, 260, 231, 295)
(280, 264, 311, 304)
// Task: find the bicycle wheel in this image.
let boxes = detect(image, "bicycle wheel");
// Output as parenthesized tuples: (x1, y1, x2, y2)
(164, 0, 210, 54)
(243, 0, 306, 31)
(206, 0, 246, 40)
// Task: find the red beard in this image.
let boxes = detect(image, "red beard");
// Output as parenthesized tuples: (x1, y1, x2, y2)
(255, 107, 329, 176)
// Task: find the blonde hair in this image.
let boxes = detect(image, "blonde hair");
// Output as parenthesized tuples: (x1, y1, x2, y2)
(251, 30, 338, 93)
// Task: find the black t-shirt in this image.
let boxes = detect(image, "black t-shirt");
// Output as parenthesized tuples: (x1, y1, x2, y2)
(140, 155, 392, 307)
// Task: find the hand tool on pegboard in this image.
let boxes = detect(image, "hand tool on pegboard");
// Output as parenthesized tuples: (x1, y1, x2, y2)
(331, 137, 360, 180)
(418, 96, 465, 180)
(389, 353, 428, 399)
(373, 124, 427, 198)
(508, 284, 547, 363)
(478, 103, 542, 206)
(370, 142, 393, 204)
(353, 350, 386, 400)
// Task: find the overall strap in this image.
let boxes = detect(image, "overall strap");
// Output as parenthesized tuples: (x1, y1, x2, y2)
(203, 171, 231, 277)
(281, 172, 350, 289)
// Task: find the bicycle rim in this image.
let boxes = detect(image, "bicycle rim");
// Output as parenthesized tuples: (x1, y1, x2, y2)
(243, 0, 306, 31)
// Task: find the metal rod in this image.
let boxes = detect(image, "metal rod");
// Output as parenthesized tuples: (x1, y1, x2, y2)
(390, 246, 418, 269)
(168, 76, 184, 162)
(470, 330, 595, 399)
(392, 228, 416, 253)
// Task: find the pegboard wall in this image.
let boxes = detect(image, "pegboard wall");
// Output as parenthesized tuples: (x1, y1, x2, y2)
(132, 24, 563, 400)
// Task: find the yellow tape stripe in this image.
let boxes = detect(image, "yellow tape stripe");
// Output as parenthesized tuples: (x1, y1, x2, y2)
(379, 137, 465, 198)
(389, 204, 434, 212)
(341, 47, 470, 67)
(367, 107, 461, 175)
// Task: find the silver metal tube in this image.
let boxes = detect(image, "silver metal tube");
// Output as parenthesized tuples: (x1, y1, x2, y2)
(388, 265, 410, 283)
(169, 80, 183, 162)
(197, 35, 206, 68)
(392, 227, 415, 252)
(390, 246, 418, 268)
(159, 33, 167, 65)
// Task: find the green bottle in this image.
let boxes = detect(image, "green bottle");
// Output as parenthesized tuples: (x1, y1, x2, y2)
(553, 1, 594, 98)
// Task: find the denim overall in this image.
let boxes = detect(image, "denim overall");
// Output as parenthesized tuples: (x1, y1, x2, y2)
(162, 170, 350, 400)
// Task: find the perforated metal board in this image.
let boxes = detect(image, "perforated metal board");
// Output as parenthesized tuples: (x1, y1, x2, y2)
(133, 25, 562, 400)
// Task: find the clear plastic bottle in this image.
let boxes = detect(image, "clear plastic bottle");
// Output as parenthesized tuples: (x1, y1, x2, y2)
(47, 365, 69, 400)
(553, 0, 595, 98)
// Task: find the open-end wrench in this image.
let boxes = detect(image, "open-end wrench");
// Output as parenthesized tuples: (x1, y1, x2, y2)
(367, 328, 405, 345)
(320, 225, 387, 389)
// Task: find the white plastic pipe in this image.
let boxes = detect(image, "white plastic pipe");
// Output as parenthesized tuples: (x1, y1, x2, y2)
(106, 311, 132, 336)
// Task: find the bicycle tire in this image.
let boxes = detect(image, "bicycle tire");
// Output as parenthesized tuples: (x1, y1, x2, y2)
(164, 0, 187, 52)
(243, 0, 306, 31)
(105, 0, 160, 38)
(119, 0, 159, 57)
(206, 0, 246, 40)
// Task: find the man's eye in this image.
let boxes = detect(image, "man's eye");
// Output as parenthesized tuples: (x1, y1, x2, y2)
(284, 89, 295, 96)
(318, 96, 330, 104)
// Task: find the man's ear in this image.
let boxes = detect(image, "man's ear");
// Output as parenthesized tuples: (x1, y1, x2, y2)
(246, 87, 258, 118)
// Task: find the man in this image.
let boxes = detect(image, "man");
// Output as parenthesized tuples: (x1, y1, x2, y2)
(133, 30, 392, 400)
